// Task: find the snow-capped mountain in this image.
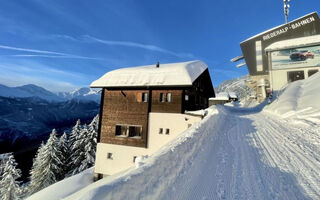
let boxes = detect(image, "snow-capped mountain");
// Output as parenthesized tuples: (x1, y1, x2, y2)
(0, 84, 100, 103)
(57, 87, 101, 103)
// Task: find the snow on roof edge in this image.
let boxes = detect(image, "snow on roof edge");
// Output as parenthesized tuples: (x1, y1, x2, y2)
(265, 34, 320, 51)
(90, 60, 208, 88)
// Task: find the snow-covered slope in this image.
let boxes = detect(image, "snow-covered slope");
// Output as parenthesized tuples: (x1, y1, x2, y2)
(264, 72, 320, 125)
(27, 168, 94, 200)
(36, 105, 319, 200)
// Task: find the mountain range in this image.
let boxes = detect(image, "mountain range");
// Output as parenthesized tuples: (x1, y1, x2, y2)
(0, 84, 100, 103)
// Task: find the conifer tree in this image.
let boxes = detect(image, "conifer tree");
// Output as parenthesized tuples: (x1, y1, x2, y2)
(28, 129, 62, 195)
(0, 155, 22, 200)
(70, 115, 99, 175)
(57, 132, 69, 180)
(69, 119, 81, 147)
(69, 124, 87, 175)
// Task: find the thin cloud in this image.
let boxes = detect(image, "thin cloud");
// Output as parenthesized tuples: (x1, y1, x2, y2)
(3, 54, 102, 60)
(0, 44, 102, 60)
(83, 35, 195, 59)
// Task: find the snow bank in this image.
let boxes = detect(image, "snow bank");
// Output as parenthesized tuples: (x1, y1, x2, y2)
(264, 72, 320, 125)
(90, 60, 207, 88)
(26, 168, 94, 200)
(64, 107, 220, 200)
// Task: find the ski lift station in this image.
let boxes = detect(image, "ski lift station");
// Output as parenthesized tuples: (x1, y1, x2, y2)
(232, 12, 320, 102)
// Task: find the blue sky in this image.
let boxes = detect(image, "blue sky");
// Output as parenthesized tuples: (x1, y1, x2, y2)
(0, 0, 318, 92)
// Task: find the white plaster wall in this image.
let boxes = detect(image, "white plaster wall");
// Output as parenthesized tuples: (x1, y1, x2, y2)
(147, 113, 202, 153)
(95, 143, 147, 175)
(271, 66, 320, 91)
(94, 113, 202, 176)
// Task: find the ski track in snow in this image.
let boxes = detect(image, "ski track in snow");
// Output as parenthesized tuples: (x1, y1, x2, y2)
(66, 106, 320, 200)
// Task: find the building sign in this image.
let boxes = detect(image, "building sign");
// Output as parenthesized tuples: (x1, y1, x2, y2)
(271, 45, 320, 70)
(263, 16, 316, 41)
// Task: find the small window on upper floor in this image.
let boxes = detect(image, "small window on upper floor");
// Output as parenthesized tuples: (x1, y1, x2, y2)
(166, 93, 172, 102)
(107, 153, 113, 160)
(160, 93, 165, 102)
(159, 128, 163, 134)
(165, 128, 170, 135)
(185, 95, 189, 101)
(142, 93, 148, 102)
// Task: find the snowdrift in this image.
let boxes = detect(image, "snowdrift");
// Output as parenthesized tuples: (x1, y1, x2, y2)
(26, 168, 94, 200)
(264, 72, 320, 125)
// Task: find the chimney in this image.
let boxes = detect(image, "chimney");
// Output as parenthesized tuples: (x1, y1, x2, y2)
(156, 62, 160, 68)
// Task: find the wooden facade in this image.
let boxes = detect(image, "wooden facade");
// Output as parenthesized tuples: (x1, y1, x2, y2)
(98, 69, 215, 148)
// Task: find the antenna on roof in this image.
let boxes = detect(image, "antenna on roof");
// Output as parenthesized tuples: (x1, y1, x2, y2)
(156, 62, 160, 68)
(283, 0, 290, 24)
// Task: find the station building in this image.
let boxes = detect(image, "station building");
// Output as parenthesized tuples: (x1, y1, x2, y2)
(233, 12, 320, 101)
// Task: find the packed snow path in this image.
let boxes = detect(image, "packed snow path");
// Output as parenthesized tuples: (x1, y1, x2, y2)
(66, 106, 320, 200)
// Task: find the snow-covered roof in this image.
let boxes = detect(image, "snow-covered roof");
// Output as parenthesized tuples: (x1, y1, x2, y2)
(90, 60, 208, 88)
(265, 34, 320, 52)
(209, 92, 229, 101)
(241, 12, 317, 43)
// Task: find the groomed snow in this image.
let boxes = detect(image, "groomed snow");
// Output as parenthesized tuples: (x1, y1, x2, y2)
(265, 34, 320, 51)
(90, 60, 208, 88)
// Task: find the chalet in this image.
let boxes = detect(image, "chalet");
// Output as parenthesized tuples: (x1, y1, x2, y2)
(90, 60, 215, 179)
(208, 92, 238, 106)
(232, 12, 320, 102)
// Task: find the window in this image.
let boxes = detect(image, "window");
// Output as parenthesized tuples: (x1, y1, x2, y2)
(142, 93, 148, 102)
(287, 71, 305, 83)
(188, 124, 192, 128)
(160, 93, 165, 102)
(159, 128, 163, 134)
(115, 125, 142, 138)
(185, 95, 189, 101)
(308, 69, 318, 77)
(107, 153, 113, 160)
(165, 128, 170, 135)
(166, 93, 172, 102)
(133, 156, 137, 163)
(116, 125, 127, 137)
(129, 126, 142, 137)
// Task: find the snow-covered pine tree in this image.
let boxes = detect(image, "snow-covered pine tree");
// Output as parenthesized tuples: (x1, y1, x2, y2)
(69, 119, 81, 148)
(69, 124, 88, 175)
(0, 153, 8, 177)
(66, 119, 82, 174)
(90, 114, 99, 133)
(28, 129, 62, 195)
(0, 155, 22, 200)
(57, 132, 69, 180)
(77, 117, 98, 172)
